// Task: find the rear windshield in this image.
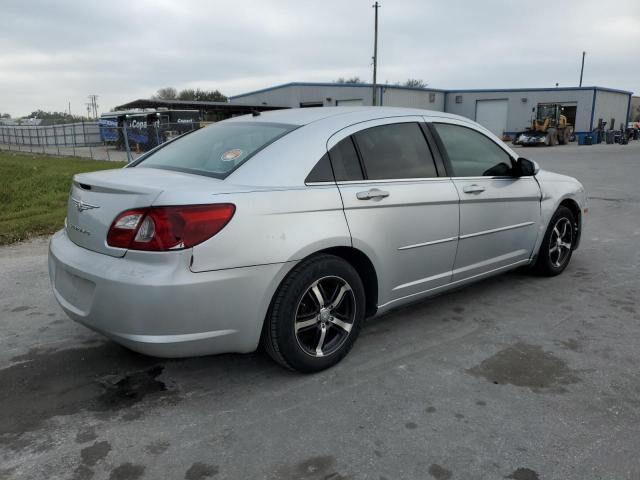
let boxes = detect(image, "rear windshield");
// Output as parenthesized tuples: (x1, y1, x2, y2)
(135, 121, 296, 179)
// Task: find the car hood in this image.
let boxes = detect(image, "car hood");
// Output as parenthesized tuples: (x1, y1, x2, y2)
(536, 169, 582, 185)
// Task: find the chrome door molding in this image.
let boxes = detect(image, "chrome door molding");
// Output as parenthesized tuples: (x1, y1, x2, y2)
(378, 258, 531, 310)
(398, 236, 458, 251)
(458, 221, 536, 240)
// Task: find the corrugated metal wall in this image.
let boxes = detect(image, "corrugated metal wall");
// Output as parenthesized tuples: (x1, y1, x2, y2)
(593, 90, 631, 130)
(231, 84, 631, 136)
(231, 84, 445, 110)
(445, 89, 596, 134)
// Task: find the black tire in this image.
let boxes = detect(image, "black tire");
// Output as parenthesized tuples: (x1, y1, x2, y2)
(261, 254, 366, 373)
(533, 206, 576, 276)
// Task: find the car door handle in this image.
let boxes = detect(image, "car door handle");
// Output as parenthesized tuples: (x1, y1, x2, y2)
(462, 184, 486, 194)
(356, 188, 390, 200)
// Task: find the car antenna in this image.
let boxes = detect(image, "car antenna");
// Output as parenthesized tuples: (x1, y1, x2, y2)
(252, 110, 261, 117)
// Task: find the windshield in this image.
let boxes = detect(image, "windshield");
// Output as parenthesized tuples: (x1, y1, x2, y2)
(536, 105, 558, 121)
(135, 121, 297, 179)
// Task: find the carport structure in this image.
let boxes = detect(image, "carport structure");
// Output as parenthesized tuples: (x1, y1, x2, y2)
(114, 99, 288, 122)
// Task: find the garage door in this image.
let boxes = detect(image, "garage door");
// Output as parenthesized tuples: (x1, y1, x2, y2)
(336, 99, 363, 106)
(475, 99, 508, 137)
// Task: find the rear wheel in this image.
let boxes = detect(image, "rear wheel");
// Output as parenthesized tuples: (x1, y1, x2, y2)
(533, 206, 576, 276)
(262, 254, 365, 373)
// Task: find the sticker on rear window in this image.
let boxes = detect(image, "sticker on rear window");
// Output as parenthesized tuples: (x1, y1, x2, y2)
(221, 149, 242, 162)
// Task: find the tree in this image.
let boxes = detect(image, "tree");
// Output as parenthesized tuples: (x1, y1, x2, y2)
(152, 87, 178, 100)
(1, 113, 10, 118)
(25, 110, 86, 125)
(336, 77, 363, 84)
(177, 88, 228, 102)
(404, 78, 428, 88)
(151, 87, 228, 102)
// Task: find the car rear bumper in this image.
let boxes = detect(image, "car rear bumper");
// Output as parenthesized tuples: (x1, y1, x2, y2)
(48, 229, 291, 357)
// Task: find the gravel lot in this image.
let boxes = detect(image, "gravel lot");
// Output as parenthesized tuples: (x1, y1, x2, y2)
(1, 142, 639, 480)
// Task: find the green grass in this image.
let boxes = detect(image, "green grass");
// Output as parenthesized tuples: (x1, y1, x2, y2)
(0, 151, 125, 245)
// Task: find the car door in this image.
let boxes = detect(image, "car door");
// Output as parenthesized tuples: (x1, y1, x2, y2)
(327, 117, 460, 308)
(429, 121, 541, 282)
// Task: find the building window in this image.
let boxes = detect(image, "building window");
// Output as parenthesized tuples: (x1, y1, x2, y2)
(429, 93, 436, 103)
(455, 95, 463, 104)
(299, 101, 324, 108)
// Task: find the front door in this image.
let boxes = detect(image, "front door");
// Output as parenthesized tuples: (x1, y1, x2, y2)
(328, 118, 460, 308)
(430, 121, 541, 281)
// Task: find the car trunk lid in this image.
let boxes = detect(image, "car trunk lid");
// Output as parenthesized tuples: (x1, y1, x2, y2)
(65, 167, 226, 257)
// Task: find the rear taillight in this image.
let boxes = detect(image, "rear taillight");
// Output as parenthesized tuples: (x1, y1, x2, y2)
(107, 204, 235, 251)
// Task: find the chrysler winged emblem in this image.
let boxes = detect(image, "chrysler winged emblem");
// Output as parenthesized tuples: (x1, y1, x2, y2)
(71, 197, 100, 212)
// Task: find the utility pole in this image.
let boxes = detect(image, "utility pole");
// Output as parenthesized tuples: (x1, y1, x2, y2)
(372, 2, 380, 106)
(579, 51, 586, 87)
(88, 95, 99, 119)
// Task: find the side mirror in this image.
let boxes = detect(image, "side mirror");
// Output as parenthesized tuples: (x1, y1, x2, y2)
(515, 157, 540, 176)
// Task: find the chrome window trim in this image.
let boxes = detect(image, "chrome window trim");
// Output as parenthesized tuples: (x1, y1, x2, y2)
(450, 176, 534, 180)
(305, 181, 337, 186)
(335, 177, 450, 185)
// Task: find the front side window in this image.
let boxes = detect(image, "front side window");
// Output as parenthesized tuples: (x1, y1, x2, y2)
(353, 123, 437, 180)
(432, 123, 513, 177)
(136, 122, 296, 179)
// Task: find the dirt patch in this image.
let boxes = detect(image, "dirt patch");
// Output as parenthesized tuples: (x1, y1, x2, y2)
(506, 468, 540, 480)
(185, 462, 219, 479)
(428, 464, 452, 480)
(271, 455, 351, 480)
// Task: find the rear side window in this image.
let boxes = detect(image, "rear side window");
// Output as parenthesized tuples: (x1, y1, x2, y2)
(328, 137, 364, 181)
(432, 123, 513, 177)
(305, 153, 334, 183)
(136, 122, 296, 179)
(353, 123, 438, 180)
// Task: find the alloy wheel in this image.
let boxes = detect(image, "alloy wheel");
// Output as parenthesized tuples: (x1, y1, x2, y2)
(549, 217, 573, 268)
(294, 276, 356, 358)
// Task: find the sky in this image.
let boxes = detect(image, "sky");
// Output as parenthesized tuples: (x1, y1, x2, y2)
(1, 0, 638, 117)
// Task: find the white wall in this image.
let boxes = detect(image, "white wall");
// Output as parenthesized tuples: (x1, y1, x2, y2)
(445, 89, 596, 133)
(593, 90, 631, 130)
(231, 83, 446, 111)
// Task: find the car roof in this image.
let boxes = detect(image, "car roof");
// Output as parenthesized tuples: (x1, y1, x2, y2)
(225, 106, 468, 127)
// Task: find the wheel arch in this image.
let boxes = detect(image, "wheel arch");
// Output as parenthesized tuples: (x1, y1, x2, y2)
(317, 246, 379, 318)
(558, 198, 582, 249)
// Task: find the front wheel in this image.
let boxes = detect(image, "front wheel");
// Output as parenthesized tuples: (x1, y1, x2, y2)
(533, 206, 576, 276)
(262, 254, 366, 373)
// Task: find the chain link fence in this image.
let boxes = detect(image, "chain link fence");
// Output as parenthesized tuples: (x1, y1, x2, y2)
(0, 120, 207, 162)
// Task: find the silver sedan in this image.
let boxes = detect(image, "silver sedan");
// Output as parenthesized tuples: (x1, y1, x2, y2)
(49, 107, 587, 372)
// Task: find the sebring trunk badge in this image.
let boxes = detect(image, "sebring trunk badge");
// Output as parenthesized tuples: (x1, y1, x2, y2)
(71, 197, 100, 212)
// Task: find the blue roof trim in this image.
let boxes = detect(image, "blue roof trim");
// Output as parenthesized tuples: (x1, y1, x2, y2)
(230, 82, 633, 101)
(230, 82, 448, 99)
(446, 86, 633, 95)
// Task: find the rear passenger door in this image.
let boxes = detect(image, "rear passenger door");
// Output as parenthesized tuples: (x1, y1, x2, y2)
(328, 117, 460, 308)
(429, 121, 541, 281)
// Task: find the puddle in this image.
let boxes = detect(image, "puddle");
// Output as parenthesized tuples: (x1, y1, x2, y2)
(467, 342, 581, 392)
(0, 343, 175, 448)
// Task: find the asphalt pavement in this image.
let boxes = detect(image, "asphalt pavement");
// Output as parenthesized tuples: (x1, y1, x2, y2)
(1, 142, 639, 480)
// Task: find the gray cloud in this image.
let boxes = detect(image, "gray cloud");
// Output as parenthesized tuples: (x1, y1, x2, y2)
(0, 0, 637, 116)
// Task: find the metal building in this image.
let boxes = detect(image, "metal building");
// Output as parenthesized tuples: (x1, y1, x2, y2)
(230, 82, 632, 140)
(445, 87, 632, 139)
(230, 82, 446, 110)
